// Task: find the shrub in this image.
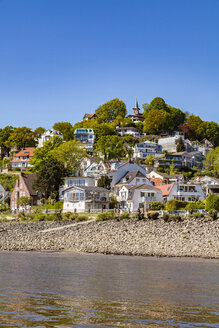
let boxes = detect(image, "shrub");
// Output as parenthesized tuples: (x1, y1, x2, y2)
(62, 212, 77, 221)
(205, 194, 219, 211)
(172, 215, 182, 222)
(75, 215, 87, 222)
(166, 200, 188, 211)
(33, 213, 46, 221)
(96, 212, 114, 221)
(208, 209, 218, 220)
(147, 211, 159, 220)
(118, 212, 130, 220)
(163, 212, 170, 222)
(150, 201, 165, 210)
(193, 212, 205, 219)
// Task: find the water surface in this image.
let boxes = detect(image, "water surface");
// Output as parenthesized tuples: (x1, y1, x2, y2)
(0, 252, 218, 327)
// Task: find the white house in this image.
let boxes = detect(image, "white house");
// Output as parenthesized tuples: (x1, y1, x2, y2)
(133, 141, 163, 159)
(63, 186, 110, 213)
(115, 127, 141, 138)
(158, 135, 194, 153)
(156, 182, 205, 202)
(38, 129, 63, 147)
(74, 128, 95, 152)
(108, 161, 146, 188)
(194, 175, 219, 196)
(59, 176, 96, 200)
(117, 184, 163, 212)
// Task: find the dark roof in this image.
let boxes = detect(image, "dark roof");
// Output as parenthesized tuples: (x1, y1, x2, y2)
(116, 170, 146, 185)
(21, 173, 37, 196)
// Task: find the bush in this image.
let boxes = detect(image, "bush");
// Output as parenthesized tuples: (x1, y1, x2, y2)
(33, 213, 46, 221)
(205, 194, 219, 211)
(163, 212, 170, 222)
(166, 200, 188, 211)
(193, 212, 205, 219)
(96, 212, 114, 221)
(172, 215, 182, 222)
(150, 201, 165, 210)
(147, 211, 159, 220)
(62, 212, 77, 221)
(208, 209, 218, 220)
(118, 212, 130, 220)
(75, 215, 87, 222)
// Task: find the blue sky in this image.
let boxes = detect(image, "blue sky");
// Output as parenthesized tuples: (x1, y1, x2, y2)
(0, 0, 219, 129)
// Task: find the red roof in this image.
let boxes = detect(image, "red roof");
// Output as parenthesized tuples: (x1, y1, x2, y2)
(155, 183, 174, 196)
(12, 147, 35, 162)
(86, 114, 96, 119)
(149, 178, 163, 186)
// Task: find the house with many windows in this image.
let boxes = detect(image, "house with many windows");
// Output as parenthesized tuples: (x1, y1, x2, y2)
(156, 182, 205, 202)
(133, 141, 162, 159)
(63, 186, 110, 212)
(117, 184, 162, 212)
(11, 148, 35, 169)
(38, 129, 63, 147)
(74, 128, 95, 151)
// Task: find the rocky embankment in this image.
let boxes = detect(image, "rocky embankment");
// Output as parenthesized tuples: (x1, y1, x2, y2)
(0, 218, 218, 258)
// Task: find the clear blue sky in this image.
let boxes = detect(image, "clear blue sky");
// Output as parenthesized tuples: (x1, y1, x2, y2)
(0, 0, 219, 129)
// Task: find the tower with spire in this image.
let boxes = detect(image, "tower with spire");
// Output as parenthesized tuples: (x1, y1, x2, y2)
(128, 98, 144, 123)
(133, 98, 140, 116)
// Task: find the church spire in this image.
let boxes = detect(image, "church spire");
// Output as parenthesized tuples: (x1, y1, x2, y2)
(133, 98, 139, 115)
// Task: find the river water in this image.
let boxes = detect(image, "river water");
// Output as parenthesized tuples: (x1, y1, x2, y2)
(0, 252, 218, 328)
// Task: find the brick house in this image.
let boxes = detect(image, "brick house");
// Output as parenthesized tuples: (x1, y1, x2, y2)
(11, 147, 35, 169)
(10, 173, 40, 211)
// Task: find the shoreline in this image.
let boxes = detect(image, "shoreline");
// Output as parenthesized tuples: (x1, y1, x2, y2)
(0, 218, 218, 259)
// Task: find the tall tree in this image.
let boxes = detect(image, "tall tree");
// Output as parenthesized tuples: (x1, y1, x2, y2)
(30, 136, 63, 172)
(143, 109, 171, 134)
(5, 127, 36, 149)
(33, 157, 67, 199)
(53, 122, 74, 141)
(204, 147, 219, 177)
(176, 137, 185, 152)
(51, 140, 87, 173)
(95, 98, 127, 123)
(0, 126, 15, 154)
(95, 135, 127, 160)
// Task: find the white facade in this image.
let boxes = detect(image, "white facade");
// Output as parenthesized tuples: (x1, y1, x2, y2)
(117, 185, 162, 212)
(133, 141, 163, 159)
(115, 127, 141, 138)
(168, 183, 205, 202)
(108, 161, 146, 187)
(59, 176, 96, 200)
(158, 136, 194, 153)
(38, 129, 63, 147)
(74, 128, 95, 151)
(63, 186, 110, 212)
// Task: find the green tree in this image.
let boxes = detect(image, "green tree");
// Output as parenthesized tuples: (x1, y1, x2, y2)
(53, 122, 74, 141)
(97, 175, 111, 189)
(33, 157, 67, 199)
(51, 140, 87, 174)
(95, 98, 127, 123)
(5, 127, 36, 149)
(34, 127, 46, 136)
(95, 135, 127, 160)
(17, 196, 32, 207)
(143, 109, 171, 134)
(176, 137, 185, 152)
(169, 164, 178, 175)
(0, 126, 15, 154)
(145, 154, 155, 166)
(204, 147, 219, 177)
(205, 194, 219, 211)
(168, 106, 186, 129)
(30, 136, 63, 172)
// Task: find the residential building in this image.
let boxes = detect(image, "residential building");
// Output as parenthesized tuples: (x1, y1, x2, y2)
(83, 113, 96, 121)
(156, 182, 205, 202)
(74, 128, 95, 151)
(154, 153, 183, 168)
(59, 176, 96, 200)
(147, 170, 185, 184)
(114, 170, 152, 194)
(117, 184, 162, 212)
(10, 173, 40, 211)
(11, 148, 35, 169)
(116, 126, 141, 138)
(108, 160, 146, 188)
(133, 141, 162, 159)
(158, 135, 194, 153)
(38, 128, 63, 147)
(194, 175, 219, 196)
(63, 186, 110, 212)
(127, 99, 144, 123)
(192, 139, 214, 156)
